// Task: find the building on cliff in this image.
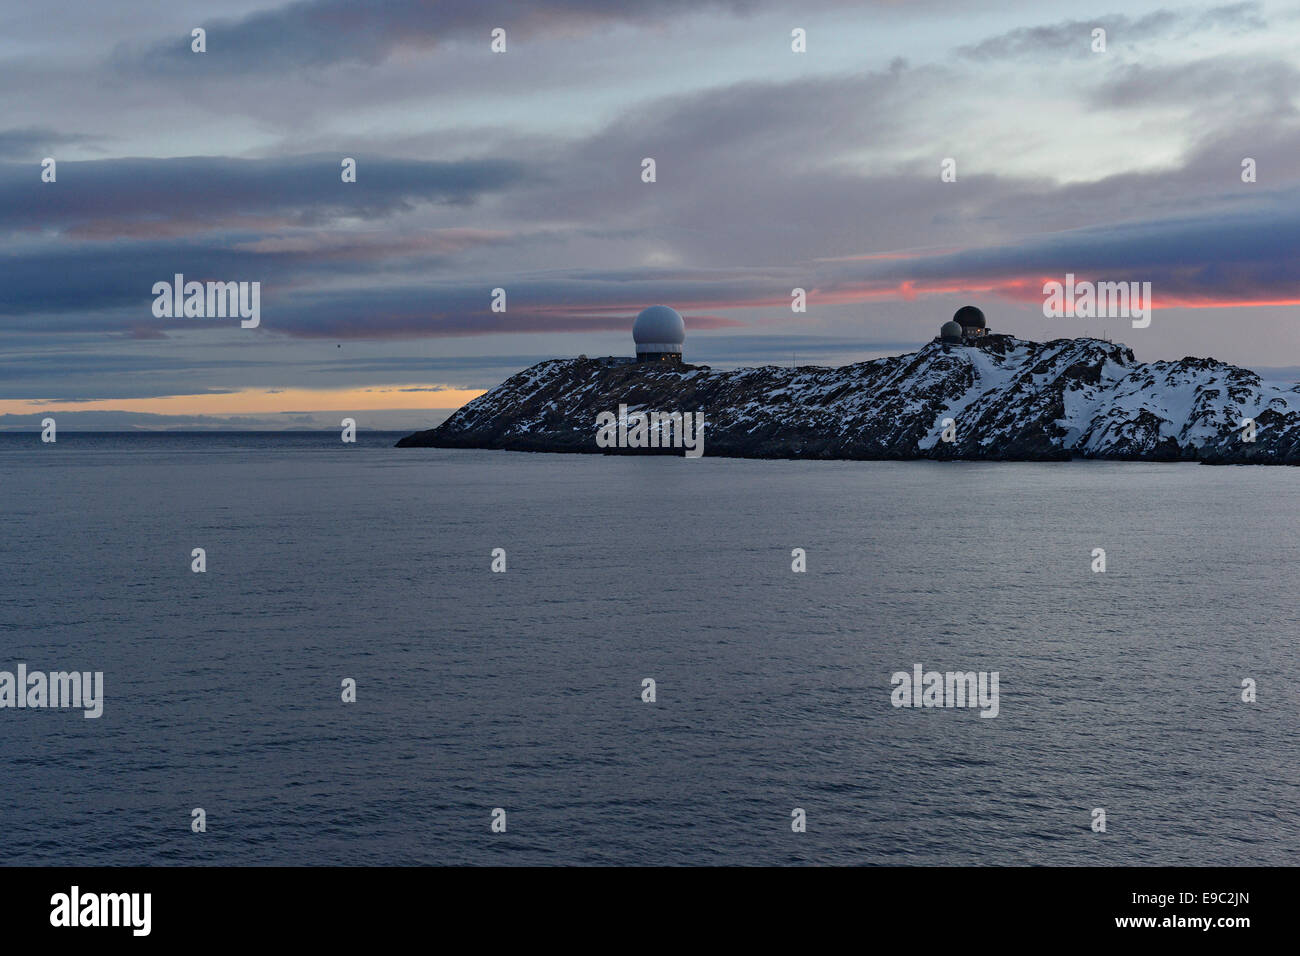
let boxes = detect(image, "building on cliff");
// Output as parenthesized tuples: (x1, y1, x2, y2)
(937, 305, 989, 345)
(632, 305, 686, 364)
(586, 305, 687, 367)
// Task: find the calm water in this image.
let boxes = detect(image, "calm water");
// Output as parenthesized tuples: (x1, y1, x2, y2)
(1, 431, 1297, 865)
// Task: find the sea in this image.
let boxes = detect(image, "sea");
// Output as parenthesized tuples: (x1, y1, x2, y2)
(1, 431, 1296, 865)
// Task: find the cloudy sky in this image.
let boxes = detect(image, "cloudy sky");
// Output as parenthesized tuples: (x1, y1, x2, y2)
(2, 0, 1298, 429)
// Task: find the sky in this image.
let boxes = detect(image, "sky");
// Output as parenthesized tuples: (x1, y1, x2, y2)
(1, 0, 1298, 429)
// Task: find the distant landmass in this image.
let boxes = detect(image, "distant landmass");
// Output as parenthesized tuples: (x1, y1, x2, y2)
(397, 335, 1300, 464)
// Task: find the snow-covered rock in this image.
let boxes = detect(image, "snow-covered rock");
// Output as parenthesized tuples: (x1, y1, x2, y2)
(396, 335, 1300, 464)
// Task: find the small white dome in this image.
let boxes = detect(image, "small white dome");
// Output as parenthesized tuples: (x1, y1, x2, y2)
(633, 305, 686, 352)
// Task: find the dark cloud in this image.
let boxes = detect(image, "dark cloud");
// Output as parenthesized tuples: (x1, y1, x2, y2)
(110, 0, 777, 77)
(0, 236, 302, 319)
(0, 229, 760, 336)
(254, 280, 752, 339)
(956, 4, 1266, 60)
(0, 155, 529, 237)
(957, 11, 1175, 59)
(816, 196, 1300, 306)
(1089, 56, 1300, 114)
(0, 127, 105, 160)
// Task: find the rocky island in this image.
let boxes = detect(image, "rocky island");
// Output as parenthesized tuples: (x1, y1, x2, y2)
(397, 332, 1300, 464)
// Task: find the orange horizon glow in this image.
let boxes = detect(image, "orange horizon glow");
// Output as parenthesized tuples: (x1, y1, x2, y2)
(0, 385, 486, 418)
